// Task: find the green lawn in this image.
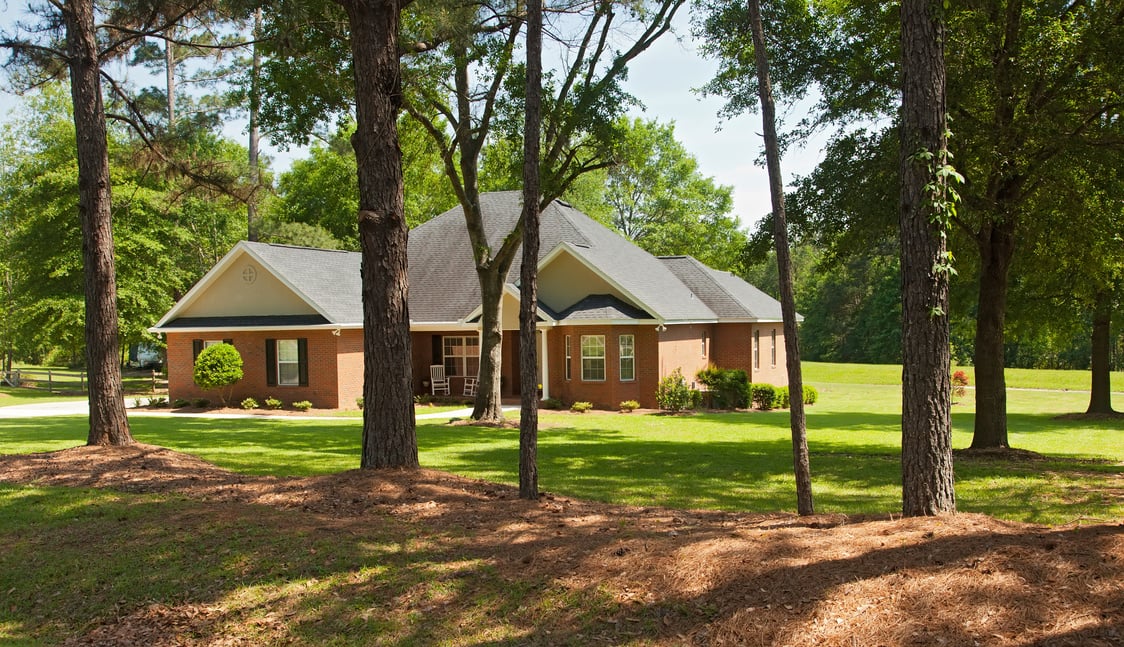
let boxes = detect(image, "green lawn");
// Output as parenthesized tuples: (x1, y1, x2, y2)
(2, 378, 1119, 525)
(804, 361, 1124, 392)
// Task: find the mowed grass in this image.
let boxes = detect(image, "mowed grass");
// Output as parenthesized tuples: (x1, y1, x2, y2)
(804, 361, 1124, 392)
(2, 375, 1120, 525)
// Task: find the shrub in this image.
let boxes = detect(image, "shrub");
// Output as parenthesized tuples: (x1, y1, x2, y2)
(951, 370, 969, 400)
(803, 385, 819, 405)
(133, 398, 146, 408)
(292, 400, 313, 411)
(619, 400, 640, 413)
(356, 396, 364, 409)
(695, 367, 749, 409)
(656, 369, 699, 412)
(774, 386, 790, 409)
(191, 398, 211, 408)
(541, 397, 564, 410)
(264, 397, 283, 410)
(149, 396, 168, 408)
(192, 343, 243, 405)
(750, 383, 777, 410)
(570, 401, 593, 413)
(240, 397, 259, 410)
(172, 398, 190, 408)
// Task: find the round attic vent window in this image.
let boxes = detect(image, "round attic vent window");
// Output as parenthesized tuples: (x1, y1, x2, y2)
(242, 266, 257, 285)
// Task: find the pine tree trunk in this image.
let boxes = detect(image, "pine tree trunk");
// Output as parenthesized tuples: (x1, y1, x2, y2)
(970, 222, 1014, 448)
(473, 273, 506, 422)
(341, 0, 418, 469)
(1087, 290, 1116, 414)
(747, 0, 813, 516)
(247, 8, 262, 242)
(519, 0, 543, 501)
(899, 0, 955, 516)
(64, 0, 133, 447)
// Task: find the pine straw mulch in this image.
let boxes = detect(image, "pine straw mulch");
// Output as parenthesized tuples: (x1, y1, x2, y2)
(2, 443, 1123, 646)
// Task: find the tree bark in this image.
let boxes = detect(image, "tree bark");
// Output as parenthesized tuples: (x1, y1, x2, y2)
(970, 221, 1014, 448)
(340, 0, 418, 469)
(899, 0, 955, 516)
(1087, 290, 1116, 414)
(472, 273, 507, 422)
(64, 0, 134, 447)
(519, 0, 543, 501)
(247, 8, 262, 242)
(747, 0, 813, 516)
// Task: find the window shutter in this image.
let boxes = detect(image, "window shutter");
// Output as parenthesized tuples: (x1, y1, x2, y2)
(265, 339, 277, 386)
(298, 338, 309, 386)
(192, 339, 203, 360)
(223, 338, 233, 346)
(431, 335, 442, 365)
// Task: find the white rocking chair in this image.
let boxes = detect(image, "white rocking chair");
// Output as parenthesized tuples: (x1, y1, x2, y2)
(430, 364, 450, 396)
(463, 375, 478, 397)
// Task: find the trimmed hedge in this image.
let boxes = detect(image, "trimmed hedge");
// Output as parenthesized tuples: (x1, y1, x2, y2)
(696, 367, 749, 409)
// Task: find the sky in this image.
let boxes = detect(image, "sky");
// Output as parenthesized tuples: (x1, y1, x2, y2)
(0, 8, 828, 230)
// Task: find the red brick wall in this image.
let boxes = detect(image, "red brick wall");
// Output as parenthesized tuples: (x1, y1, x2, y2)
(547, 325, 658, 409)
(708, 322, 790, 386)
(166, 330, 342, 409)
(335, 329, 363, 409)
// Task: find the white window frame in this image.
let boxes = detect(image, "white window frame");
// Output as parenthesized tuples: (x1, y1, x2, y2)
(277, 339, 301, 386)
(771, 329, 777, 368)
(443, 335, 480, 377)
(619, 334, 635, 382)
(581, 335, 606, 382)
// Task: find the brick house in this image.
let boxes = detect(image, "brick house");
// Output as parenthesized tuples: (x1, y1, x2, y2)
(152, 191, 795, 409)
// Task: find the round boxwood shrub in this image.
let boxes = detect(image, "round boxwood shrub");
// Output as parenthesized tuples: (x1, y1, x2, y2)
(192, 343, 243, 405)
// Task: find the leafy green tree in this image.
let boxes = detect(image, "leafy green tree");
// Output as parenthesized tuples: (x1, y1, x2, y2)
(408, 0, 686, 422)
(192, 342, 243, 404)
(565, 117, 746, 272)
(699, 0, 1124, 448)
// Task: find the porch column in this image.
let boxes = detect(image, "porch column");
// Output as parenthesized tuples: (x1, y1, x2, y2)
(540, 327, 550, 400)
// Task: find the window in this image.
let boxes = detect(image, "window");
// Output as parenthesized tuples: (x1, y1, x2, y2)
(771, 329, 777, 368)
(581, 335, 606, 381)
(619, 334, 635, 382)
(192, 338, 231, 360)
(266, 338, 308, 387)
(701, 333, 708, 358)
(564, 335, 572, 381)
(753, 330, 760, 370)
(443, 335, 480, 377)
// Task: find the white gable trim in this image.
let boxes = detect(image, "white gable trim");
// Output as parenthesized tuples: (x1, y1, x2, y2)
(536, 242, 658, 317)
(152, 242, 332, 329)
(459, 282, 559, 324)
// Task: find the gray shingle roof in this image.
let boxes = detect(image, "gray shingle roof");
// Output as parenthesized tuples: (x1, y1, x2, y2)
(555, 294, 653, 321)
(160, 192, 787, 328)
(246, 242, 363, 323)
(658, 255, 792, 321)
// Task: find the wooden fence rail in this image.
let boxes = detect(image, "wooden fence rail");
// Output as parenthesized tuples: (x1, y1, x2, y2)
(1, 369, 166, 393)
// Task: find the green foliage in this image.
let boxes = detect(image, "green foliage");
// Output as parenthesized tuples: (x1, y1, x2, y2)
(291, 400, 313, 412)
(803, 385, 818, 405)
(356, 397, 364, 410)
(750, 383, 777, 410)
(172, 398, 190, 408)
(570, 401, 593, 413)
(774, 386, 790, 409)
(192, 344, 243, 405)
(241, 397, 259, 410)
(656, 369, 699, 412)
(191, 398, 211, 408)
(695, 367, 749, 409)
(565, 118, 747, 272)
(541, 397, 564, 410)
(619, 400, 640, 413)
(264, 397, 283, 410)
